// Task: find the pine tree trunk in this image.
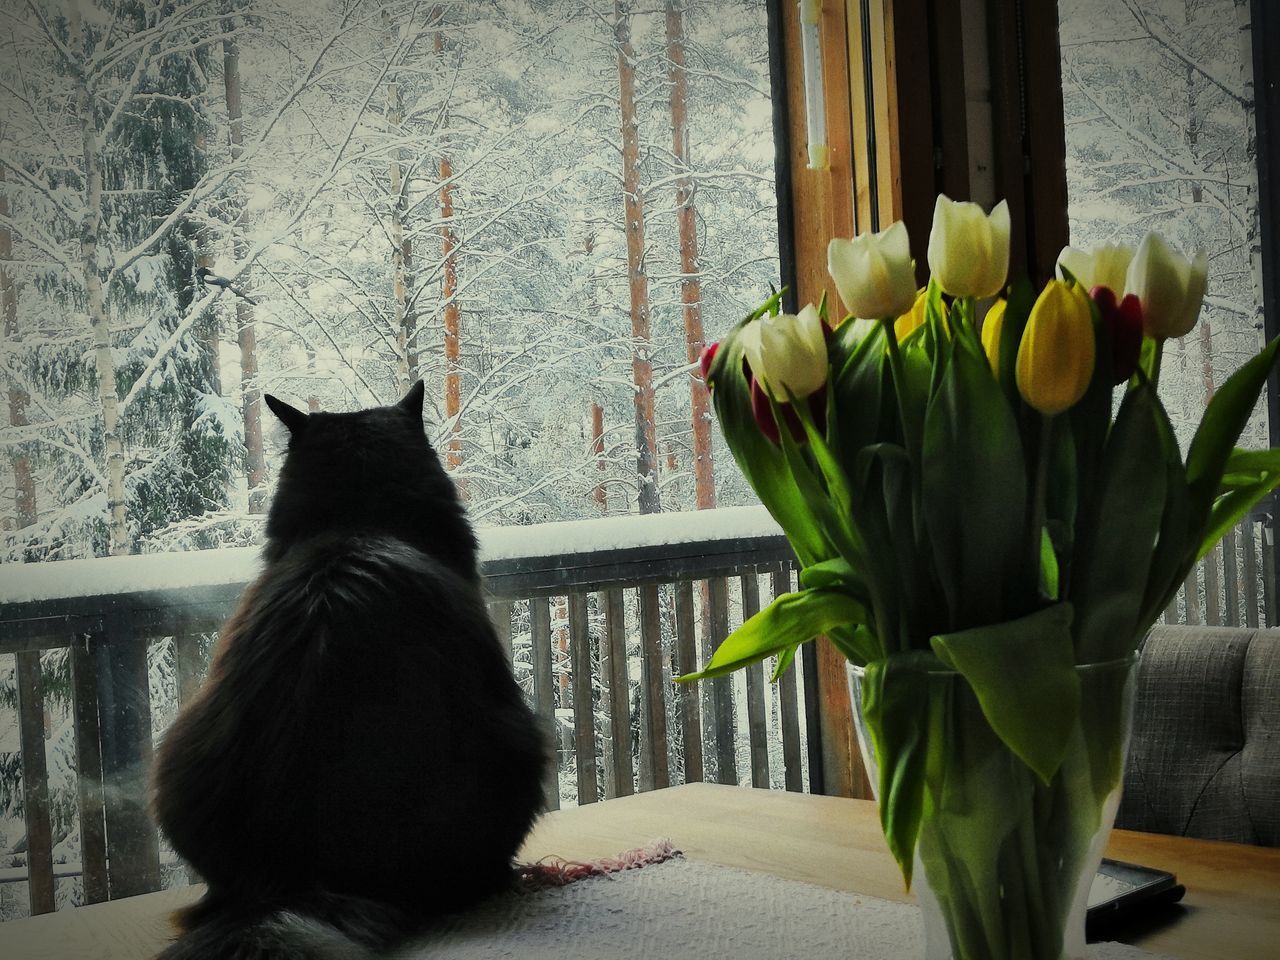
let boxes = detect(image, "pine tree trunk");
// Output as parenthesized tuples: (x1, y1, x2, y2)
(665, 0, 715, 511)
(1185, 2, 1215, 408)
(386, 10, 418, 396)
(592, 401, 608, 513)
(72, 9, 129, 555)
(223, 32, 266, 514)
(615, 0, 661, 515)
(1, 166, 36, 530)
(440, 155, 463, 471)
(436, 26, 462, 473)
(1234, 0, 1264, 340)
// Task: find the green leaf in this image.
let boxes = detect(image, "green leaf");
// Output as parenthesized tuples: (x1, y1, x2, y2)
(859, 653, 938, 887)
(1185, 337, 1280, 514)
(770, 645, 799, 681)
(930, 603, 1079, 784)
(1137, 394, 1192, 627)
(1069, 302, 1115, 536)
(676, 588, 868, 682)
(1223, 447, 1280, 475)
(996, 277, 1034, 405)
(922, 336, 1028, 629)
(1070, 382, 1167, 663)
(1198, 479, 1280, 561)
(1039, 527, 1059, 600)
(833, 325, 892, 468)
(799, 557, 861, 592)
(708, 318, 828, 566)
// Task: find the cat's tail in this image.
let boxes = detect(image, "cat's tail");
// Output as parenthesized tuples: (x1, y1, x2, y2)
(156, 889, 417, 960)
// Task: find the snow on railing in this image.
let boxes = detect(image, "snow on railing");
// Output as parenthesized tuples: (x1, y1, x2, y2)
(0, 505, 784, 607)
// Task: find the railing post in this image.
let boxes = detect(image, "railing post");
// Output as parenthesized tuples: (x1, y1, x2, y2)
(1244, 517, 1261, 627)
(488, 602, 513, 666)
(637, 584, 668, 791)
(1224, 527, 1241, 627)
(603, 589, 633, 797)
(94, 610, 160, 899)
(672, 579, 703, 782)
(1204, 546, 1222, 625)
(568, 592, 598, 803)
(772, 566, 805, 792)
(15, 649, 55, 914)
(705, 576, 735, 785)
(1264, 514, 1277, 627)
(528, 597, 559, 811)
(70, 633, 108, 904)
(174, 633, 207, 706)
(741, 572, 770, 788)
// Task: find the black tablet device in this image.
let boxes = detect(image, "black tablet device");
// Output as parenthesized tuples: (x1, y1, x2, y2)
(1086, 858, 1186, 938)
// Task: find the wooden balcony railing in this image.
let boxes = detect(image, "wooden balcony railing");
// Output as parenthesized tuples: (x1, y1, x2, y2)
(2, 505, 1275, 920)
(0, 506, 814, 920)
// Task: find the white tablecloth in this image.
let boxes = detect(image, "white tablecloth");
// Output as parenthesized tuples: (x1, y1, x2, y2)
(404, 852, 1174, 960)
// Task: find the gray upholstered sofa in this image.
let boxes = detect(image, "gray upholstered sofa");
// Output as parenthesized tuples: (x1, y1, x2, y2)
(1117, 625, 1280, 846)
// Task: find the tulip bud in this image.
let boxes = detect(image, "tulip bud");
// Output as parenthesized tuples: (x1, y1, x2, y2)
(740, 303, 829, 402)
(894, 287, 950, 342)
(980, 298, 1007, 372)
(1016, 280, 1096, 416)
(1090, 286, 1143, 385)
(750, 376, 827, 446)
(827, 221, 918, 320)
(1055, 243, 1134, 296)
(1124, 233, 1208, 339)
(699, 342, 719, 384)
(926, 196, 1011, 299)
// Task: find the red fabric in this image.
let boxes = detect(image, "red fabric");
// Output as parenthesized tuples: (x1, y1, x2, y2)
(515, 839, 681, 890)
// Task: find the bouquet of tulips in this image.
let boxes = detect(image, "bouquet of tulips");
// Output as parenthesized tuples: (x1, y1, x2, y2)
(681, 195, 1280, 958)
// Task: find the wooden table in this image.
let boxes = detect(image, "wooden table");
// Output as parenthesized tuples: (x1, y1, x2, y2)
(2, 783, 1276, 960)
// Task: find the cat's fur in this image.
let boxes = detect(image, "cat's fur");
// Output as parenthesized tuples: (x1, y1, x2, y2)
(151, 383, 547, 959)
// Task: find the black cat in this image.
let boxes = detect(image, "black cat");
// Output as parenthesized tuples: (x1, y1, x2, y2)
(151, 382, 547, 959)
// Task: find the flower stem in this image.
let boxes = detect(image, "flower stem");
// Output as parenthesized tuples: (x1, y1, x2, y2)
(1028, 415, 1055, 602)
(1148, 337, 1165, 387)
(880, 317, 917, 462)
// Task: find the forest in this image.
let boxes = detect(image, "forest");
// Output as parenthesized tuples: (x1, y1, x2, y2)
(0, 0, 778, 564)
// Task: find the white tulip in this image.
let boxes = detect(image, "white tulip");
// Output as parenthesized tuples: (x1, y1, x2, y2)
(1124, 233, 1209, 339)
(1055, 243, 1135, 295)
(926, 196, 1011, 299)
(741, 304, 828, 401)
(827, 221, 918, 320)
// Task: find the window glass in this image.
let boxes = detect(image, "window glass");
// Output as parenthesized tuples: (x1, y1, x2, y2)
(0, 0, 778, 560)
(1058, 0, 1264, 449)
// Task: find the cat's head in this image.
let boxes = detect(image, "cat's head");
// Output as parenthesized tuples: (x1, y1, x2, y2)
(259, 382, 477, 574)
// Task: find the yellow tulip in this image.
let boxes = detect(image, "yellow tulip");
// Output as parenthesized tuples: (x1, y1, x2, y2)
(1015, 281, 1095, 416)
(980, 298, 1007, 372)
(893, 288, 949, 342)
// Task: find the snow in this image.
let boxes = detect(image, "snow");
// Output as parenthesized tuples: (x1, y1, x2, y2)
(478, 505, 782, 562)
(0, 507, 783, 605)
(0, 546, 264, 605)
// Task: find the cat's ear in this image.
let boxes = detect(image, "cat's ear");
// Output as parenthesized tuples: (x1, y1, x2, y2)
(398, 380, 425, 421)
(264, 394, 309, 437)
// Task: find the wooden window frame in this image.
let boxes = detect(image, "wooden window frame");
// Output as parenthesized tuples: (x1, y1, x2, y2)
(767, 0, 1071, 797)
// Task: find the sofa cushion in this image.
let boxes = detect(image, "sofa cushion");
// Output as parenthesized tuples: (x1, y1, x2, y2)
(1117, 625, 1280, 846)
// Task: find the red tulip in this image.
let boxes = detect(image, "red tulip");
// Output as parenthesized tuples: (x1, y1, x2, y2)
(750, 376, 826, 446)
(699, 342, 719, 383)
(1091, 285, 1144, 385)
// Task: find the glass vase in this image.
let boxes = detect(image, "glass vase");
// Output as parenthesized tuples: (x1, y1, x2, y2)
(847, 655, 1138, 960)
